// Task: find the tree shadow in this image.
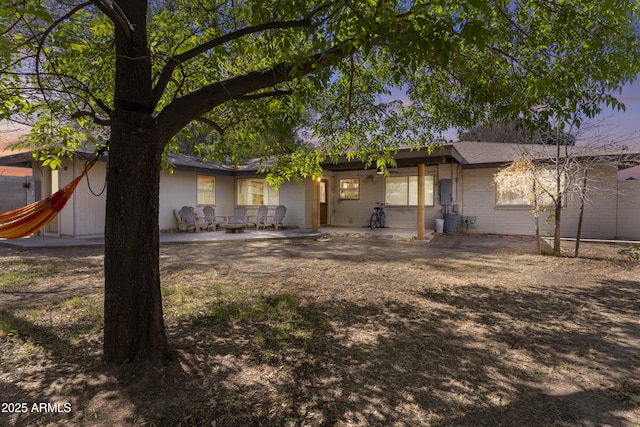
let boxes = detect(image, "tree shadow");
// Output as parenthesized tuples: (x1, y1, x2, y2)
(2, 241, 638, 426)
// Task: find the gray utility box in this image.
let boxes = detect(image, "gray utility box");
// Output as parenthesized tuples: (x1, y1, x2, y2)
(443, 213, 459, 234)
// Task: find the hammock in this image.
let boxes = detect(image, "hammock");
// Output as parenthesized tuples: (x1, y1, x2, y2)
(0, 163, 93, 239)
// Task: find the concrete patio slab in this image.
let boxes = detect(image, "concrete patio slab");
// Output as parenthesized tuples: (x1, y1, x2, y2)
(0, 226, 431, 248)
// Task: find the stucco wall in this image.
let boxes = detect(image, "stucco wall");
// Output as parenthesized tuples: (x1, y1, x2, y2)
(327, 164, 458, 230)
(71, 160, 107, 236)
(159, 171, 236, 230)
(0, 175, 35, 213)
(278, 180, 308, 229)
(617, 179, 640, 240)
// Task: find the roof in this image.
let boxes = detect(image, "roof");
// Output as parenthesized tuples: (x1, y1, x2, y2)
(320, 145, 464, 171)
(0, 146, 244, 175)
(451, 141, 640, 169)
(0, 141, 639, 174)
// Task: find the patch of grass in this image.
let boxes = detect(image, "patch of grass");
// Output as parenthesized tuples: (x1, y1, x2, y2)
(0, 316, 46, 368)
(0, 320, 19, 337)
(168, 286, 328, 363)
(0, 261, 63, 291)
(202, 293, 299, 324)
(201, 293, 327, 362)
(618, 243, 640, 261)
(63, 295, 103, 324)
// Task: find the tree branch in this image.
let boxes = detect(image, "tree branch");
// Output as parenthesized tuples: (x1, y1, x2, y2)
(152, 19, 312, 106)
(235, 89, 293, 100)
(34, 2, 93, 104)
(195, 116, 225, 135)
(71, 109, 112, 126)
(156, 44, 351, 141)
(90, 0, 133, 40)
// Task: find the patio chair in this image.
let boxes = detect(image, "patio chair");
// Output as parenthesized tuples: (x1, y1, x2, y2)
(202, 205, 223, 231)
(230, 206, 248, 225)
(174, 209, 190, 232)
(222, 206, 248, 233)
(251, 205, 269, 230)
(177, 206, 196, 232)
(265, 205, 286, 230)
(179, 206, 207, 232)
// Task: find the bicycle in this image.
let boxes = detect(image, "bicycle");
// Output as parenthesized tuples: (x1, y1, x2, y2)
(369, 202, 386, 230)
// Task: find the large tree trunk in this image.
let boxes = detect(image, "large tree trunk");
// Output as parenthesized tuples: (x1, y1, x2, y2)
(103, 110, 169, 363)
(103, 0, 169, 364)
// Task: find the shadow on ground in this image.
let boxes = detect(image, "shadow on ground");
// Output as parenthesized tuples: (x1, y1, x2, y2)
(1, 237, 639, 426)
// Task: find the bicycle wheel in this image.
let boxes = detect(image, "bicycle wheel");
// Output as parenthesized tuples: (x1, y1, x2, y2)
(379, 212, 386, 228)
(369, 213, 377, 229)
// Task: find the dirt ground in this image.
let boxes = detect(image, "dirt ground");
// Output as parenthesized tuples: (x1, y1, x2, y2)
(0, 234, 639, 426)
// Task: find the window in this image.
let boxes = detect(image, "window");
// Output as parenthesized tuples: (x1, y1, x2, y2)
(237, 178, 279, 205)
(496, 187, 531, 207)
(495, 168, 566, 208)
(197, 175, 215, 205)
(385, 175, 434, 206)
(339, 179, 360, 199)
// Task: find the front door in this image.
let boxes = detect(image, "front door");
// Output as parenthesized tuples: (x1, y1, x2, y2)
(319, 180, 328, 225)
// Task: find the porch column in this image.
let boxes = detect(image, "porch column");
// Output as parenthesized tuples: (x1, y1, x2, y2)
(312, 177, 319, 232)
(417, 164, 425, 240)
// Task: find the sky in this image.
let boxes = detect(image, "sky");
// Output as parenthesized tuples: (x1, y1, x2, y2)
(2, 80, 640, 151)
(597, 81, 640, 149)
(433, 80, 640, 148)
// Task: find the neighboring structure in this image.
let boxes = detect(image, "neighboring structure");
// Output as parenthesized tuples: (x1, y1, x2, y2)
(0, 142, 639, 240)
(0, 175, 35, 213)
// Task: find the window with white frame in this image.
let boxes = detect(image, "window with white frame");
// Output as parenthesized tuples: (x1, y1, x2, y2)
(495, 168, 566, 208)
(385, 175, 435, 206)
(236, 178, 279, 205)
(339, 178, 360, 200)
(197, 175, 215, 205)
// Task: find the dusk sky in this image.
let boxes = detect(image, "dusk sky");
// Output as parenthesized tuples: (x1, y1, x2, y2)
(2, 81, 640, 151)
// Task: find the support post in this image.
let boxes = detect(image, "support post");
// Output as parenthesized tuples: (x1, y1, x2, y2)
(417, 164, 425, 240)
(312, 177, 319, 232)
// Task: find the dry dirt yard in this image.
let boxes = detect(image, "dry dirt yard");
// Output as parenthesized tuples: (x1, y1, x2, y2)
(0, 234, 639, 426)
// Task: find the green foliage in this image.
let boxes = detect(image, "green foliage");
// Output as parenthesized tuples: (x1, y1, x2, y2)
(618, 244, 640, 261)
(1, 1, 637, 175)
(0, 261, 63, 291)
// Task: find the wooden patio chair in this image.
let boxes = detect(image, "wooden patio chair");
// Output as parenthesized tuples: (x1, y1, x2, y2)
(202, 205, 224, 231)
(265, 205, 286, 230)
(252, 205, 269, 230)
(179, 206, 207, 232)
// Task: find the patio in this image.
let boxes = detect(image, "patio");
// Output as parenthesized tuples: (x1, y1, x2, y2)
(0, 226, 429, 248)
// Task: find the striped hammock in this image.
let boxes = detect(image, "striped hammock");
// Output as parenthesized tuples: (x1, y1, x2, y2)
(0, 164, 93, 239)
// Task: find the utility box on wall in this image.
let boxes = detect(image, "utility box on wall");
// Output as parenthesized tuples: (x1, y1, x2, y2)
(439, 179, 453, 205)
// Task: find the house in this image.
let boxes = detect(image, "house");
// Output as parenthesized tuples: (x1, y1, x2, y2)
(1, 141, 639, 240)
(0, 137, 35, 213)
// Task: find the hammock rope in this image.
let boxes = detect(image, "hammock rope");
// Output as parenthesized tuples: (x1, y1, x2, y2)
(0, 161, 96, 239)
